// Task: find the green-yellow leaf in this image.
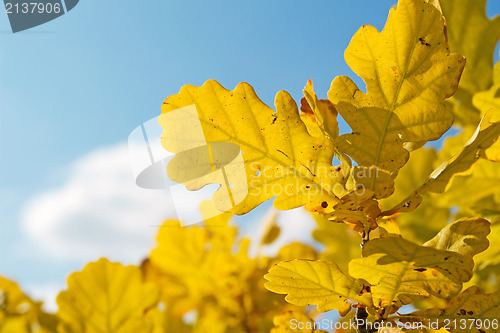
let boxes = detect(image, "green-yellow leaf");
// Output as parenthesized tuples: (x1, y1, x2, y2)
(328, 0, 464, 186)
(56, 258, 158, 333)
(439, 0, 500, 126)
(402, 286, 500, 333)
(349, 237, 474, 313)
(160, 80, 345, 215)
(264, 260, 372, 315)
(424, 217, 490, 257)
(441, 0, 500, 96)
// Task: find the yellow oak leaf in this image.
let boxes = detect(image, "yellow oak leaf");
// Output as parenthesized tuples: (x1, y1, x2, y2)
(402, 287, 500, 333)
(385, 109, 500, 215)
(264, 259, 372, 315)
(160, 80, 345, 215)
(328, 0, 465, 191)
(349, 237, 474, 314)
(424, 218, 490, 257)
(56, 258, 158, 333)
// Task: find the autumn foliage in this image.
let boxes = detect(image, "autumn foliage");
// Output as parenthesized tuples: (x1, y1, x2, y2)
(2, 0, 500, 332)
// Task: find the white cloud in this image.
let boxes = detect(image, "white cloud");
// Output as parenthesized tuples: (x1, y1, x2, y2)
(20, 143, 177, 264)
(19, 141, 317, 270)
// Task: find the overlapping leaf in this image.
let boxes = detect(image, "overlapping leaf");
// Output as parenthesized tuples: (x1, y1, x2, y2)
(441, 0, 500, 97)
(379, 148, 449, 243)
(328, 0, 465, 195)
(349, 237, 475, 314)
(264, 260, 372, 315)
(402, 287, 500, 333)
(160, 80, 345, 215)
(424, 218, 490, 257)
(148, 212, 297, 333)
(300, 79, 339, 140)
(56, 258, 158, 333)
(386, 109, 500, 215)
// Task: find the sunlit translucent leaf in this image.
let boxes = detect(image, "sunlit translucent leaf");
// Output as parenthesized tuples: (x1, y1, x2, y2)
(328, 0, 465, 193)
(56, 258, 158, 333)
(160, 80, 346, 215)
(402, 287, 500, 333)
(386, 109, 500, 215)
(349, 237, 474, 314)
(264, 260, 372, 315)
(424, 218, 490, 257)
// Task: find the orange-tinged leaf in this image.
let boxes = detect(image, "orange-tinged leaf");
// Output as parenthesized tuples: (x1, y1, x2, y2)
(301, 79, 339, 140)
(56, 258, 158, 333)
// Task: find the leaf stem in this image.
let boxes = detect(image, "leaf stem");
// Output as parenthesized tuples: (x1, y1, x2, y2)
(357, 230, 376, 333)
(356, 307, 377, 333)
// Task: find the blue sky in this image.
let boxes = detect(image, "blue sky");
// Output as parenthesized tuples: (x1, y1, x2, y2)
(0, 0, 499, 309)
